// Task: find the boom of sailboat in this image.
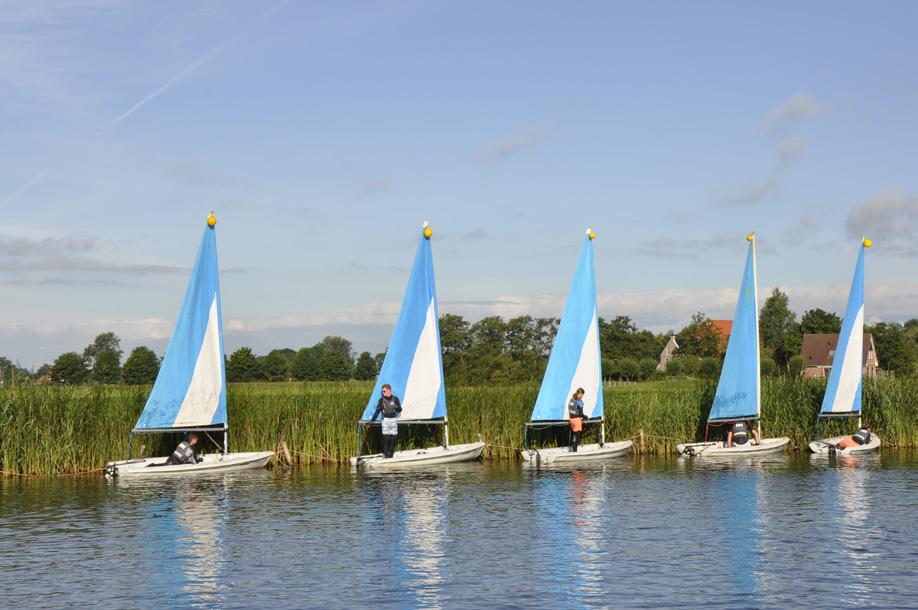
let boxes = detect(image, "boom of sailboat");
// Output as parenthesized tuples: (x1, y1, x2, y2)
(104, 215, 881, 475)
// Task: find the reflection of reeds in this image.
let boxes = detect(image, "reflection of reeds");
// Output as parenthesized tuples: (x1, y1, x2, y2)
(1, 378, 915, 475)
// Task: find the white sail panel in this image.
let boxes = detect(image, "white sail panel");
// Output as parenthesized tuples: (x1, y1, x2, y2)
(827, 307, 864, 414)
(400, 299, 443, 420)
(174, 297, 224, 427)
(566, 307, 601, 418)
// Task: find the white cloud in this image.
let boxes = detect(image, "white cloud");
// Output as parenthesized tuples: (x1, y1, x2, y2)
(485, 127, 551, 163)
(846, 188, 918, 256)
(722, 137, 806, 206)
(762, 93, 830, 134)
(4, 280, 916, 369)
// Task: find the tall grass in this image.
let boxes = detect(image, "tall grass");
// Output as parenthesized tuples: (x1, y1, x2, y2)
(1, 377, 915, 475)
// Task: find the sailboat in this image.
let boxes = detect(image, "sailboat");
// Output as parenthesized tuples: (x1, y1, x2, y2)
(349, 221, 485, 468)
(677, 233, 790, 457)
(521, 228, 632, 464)
(809, 238, 881, 454)
(105, 214, 274, 477)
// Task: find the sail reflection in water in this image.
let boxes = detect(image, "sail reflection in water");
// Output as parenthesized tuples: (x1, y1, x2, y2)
(366, 471, 450, 608)
(136, 478, 227, 607)
(827, 456, 880, 603)
(567, 468, 605, 604)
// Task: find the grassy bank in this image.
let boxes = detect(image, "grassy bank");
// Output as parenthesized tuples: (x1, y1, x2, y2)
(1, 378, 916, 475)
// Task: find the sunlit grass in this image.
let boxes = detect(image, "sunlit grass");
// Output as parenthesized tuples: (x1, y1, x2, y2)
(1, 377, 914, 475)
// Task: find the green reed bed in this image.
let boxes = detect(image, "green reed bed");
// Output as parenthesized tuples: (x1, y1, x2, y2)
(0, 377, 915, 476)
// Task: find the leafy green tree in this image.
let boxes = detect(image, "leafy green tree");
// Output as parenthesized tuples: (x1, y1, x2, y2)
(699, 357, 721, 379)
(465, 316, 509, 382)
(800, 308, 841, 335)
(0, 356, 31, 383)
(678, 313, 721, 357)
(227, 347, 264, 382)
(354, 351, 377, 381)
(319, 336, 353, 363)
(318, 350, 352, 381)
(639, 358, 658, 380)
(440, 314, 471, 382)
(260, 350, 290, 381)
(868, 322, 917, 376)
(122, 347, 160, 384)
(600, 315, 666, 362)
(618, 358, 640, 381)
(761, 356, 777, 377)
(681, 357, 701, 376)
(51, 352, 90, 385)
(788, 355, 804, 377)
(759, 288, 801, 367)
(92, 350, 121, 384)
(83, 332, 122, 368)
(666, 358, 683, 376)
(291, 347, 322, 381)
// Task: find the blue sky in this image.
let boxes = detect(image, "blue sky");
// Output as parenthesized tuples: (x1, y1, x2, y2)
(2, 1, 917, 368)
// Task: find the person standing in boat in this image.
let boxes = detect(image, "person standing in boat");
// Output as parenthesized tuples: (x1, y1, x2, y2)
(568, 388, 586, 452)
(371, 384, 402, 458)
(726, 419, 760, 447)
(168, 432, 203, 465)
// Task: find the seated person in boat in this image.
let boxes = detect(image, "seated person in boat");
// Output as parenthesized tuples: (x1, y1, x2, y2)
(168, 432, 203, 465)
(833, 426, 872, 450)
(370, 384, 402, 458)
(568, 388, 586, 452)
(726, 420, 760, 447)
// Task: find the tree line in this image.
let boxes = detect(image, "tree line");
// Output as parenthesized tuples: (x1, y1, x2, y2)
(2, 289, 915, 386)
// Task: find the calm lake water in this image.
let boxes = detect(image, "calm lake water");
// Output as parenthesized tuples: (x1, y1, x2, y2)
(2, 452, 916, 609)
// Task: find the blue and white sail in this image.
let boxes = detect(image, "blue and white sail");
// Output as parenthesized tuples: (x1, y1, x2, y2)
(530, 228, 602, 422)
(708, 234, 760, 422)
(820, 240, 868, 416)
(360, 221, 446, 422)
(134, 215, 227, 431)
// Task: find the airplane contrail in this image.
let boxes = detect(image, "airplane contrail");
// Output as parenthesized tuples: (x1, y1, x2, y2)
(0, 0, 289, 210)
(106, 41, 228, 129)
(0, 167, 51, 209)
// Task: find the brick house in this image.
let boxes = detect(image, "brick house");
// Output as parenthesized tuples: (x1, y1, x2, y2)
(801, 333, 879, 379)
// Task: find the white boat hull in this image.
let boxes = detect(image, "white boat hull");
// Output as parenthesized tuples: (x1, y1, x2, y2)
(677, 437, 790, 457)
(105, 451, 274, 477)
(349, 441, 485, 469)
(808, 435, 881, 454)
(520, 440, 633, 464)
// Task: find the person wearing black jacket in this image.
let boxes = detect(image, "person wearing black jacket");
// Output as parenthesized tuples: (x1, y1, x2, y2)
(371, 384, 402, 458)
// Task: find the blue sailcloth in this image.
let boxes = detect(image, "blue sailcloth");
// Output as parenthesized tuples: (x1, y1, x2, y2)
(708, 235, 760, 422)
(360, 222, 446, 422)
(134, 215, 227, 431)
(820, 241, 867, 416)
(530, 229, 603, 421)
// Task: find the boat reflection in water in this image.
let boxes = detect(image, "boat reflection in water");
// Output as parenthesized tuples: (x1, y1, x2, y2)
(829, 454, 880, 603)
(364, 467, 453, 609)
(134, 477, 227, 607)
(568, 468, 605, 605)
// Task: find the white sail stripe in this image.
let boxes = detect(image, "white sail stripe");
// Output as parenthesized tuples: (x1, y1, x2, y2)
(566, 308, 601, 418)
(401, 299, 442, 420)
(174, 297, 223, 427)
(830, 306, 864, 413)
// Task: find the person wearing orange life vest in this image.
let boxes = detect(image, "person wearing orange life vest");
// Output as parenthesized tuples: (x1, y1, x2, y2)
(568, 388, 586, 452)
(833, 426, 872, 450)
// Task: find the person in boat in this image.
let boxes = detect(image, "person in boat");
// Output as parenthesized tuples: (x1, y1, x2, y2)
(833, 426, 872, 450)
(725, 419, 761, 447)
(370, 384, 402, 458)
(168, 432, 203, 465)
(568, 388, 586, 452)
